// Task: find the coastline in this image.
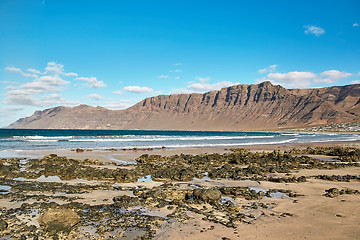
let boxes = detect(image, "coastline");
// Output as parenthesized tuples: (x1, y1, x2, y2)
(3, 140, 360, 162)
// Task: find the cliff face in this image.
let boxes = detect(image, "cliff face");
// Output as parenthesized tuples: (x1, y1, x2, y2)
(7, 82, 360, 131)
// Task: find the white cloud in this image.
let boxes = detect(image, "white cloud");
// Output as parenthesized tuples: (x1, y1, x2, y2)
(105, 101, 132, 109)
(123, 86, 154, 94)
(1, 81, 17, 84)
(258, 64, 277, 74)
(75, 77, 106, 88)
(174, 63, 182, 66)
(257, 71, 316, 88)
(158, 75, 169, 78)
(258, 68, 267, 74)
(26, 68, 40, 74)
(3, 62, 87, 108)
(169, 88, 194, 94)
(5, 67, 21, 73)
(170, 77, 237, 94)
(5, 67, 38, 78)
(187, 81, 236, 92)
(6, 62, 78, 79)
(316, 70, 351, 83)
(21, 76, 70, 94)
(3, 90, 41, 106)
(353, 23, 359, 27)
(304, 25, 325, 36)
(195, 77, 210, 83)
(43, 62, 79, 77)
(87, 93, 104, 100)
(351, 80, 360, 84)
(40, 94, 79, 107)
(175, 77, 180, 80)
(4, 90, 75, 107)
(256, 67, 354, 88)
(113, 90, 123, 95)
(21, 82, 62, 93)
(0, 106, 24, 114)
(63, 72, 78, 77)
(0, 107, 24, 119)
(5, 86, 17, 90)
(174, 70, 182, 72)
(45, 62, 64, 75)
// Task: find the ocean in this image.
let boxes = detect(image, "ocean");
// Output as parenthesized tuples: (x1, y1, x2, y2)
(1, 129, 359, 154)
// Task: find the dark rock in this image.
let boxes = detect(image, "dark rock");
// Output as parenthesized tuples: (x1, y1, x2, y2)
(0, 219, 8, 231)
(113, 195, 141, 208)
(193, 189, 222, 203)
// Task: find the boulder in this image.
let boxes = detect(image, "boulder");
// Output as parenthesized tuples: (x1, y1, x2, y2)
(0, 219, 8, 231)
(193, 189, 222, 203)
(38, 208, 79, 233)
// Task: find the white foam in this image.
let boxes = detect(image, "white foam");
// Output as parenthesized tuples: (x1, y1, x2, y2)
(66, 135, 275, 142)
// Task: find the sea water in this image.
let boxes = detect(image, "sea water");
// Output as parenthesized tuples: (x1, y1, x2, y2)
(0, 129, 359, 153)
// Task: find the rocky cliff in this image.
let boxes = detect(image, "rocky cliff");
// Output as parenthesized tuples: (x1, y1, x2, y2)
(7, 81, 360, 131)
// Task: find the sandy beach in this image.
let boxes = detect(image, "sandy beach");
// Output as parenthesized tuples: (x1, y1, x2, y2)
(4, 140, 360, 162)
(1, 141, 360, 239)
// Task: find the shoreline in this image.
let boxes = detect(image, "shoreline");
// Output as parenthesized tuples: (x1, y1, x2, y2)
(2, 127, 360, 133)
(2, 140, 360, 162)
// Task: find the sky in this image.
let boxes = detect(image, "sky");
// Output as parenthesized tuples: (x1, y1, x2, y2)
(0, 0, 360, 127)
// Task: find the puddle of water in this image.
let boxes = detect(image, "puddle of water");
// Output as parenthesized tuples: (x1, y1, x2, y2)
(13, 177, 27, 180)
(110, 154, 136, 165)
(132, 206, 168, 218)
(268, 192, 289, 199)
(76, 178, 89, 182)
(293, 154, 339, 162)
(78, 225, 97, 236)
(29, 209, 39, 216)
(141, 210, 168, 218)
(18, 159, 30, 172)
(0, 185, 11, 194)
(0, 237, 15, 240)
(36, 175, 62, 181)
(137, 175, 153, 182)
(188, 184, 201, 189)
(249, 187, 267, 193)
(249, 187, 289, 199)
(54, 192, 67, 195)
(221, 196, 237, 204)
(192, 172, 213, 181)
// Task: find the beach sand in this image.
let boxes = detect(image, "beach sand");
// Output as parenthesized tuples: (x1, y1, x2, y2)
(1, 141, 360, 239)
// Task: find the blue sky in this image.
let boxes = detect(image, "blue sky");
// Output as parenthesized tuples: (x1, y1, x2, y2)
(0, 0, 360, 127)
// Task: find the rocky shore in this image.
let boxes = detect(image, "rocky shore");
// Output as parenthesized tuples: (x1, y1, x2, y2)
(0, 146, 360, 239)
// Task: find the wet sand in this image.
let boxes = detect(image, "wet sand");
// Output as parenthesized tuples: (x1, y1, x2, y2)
(4, 140, 360, 162)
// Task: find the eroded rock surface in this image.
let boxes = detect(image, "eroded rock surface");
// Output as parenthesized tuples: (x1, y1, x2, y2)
(38, 208, 80, 233)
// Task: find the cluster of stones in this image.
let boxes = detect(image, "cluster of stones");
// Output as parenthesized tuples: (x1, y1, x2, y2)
(314, 174, 360, 182)
(1, 147, 359, 183)
(0, 178, 298, 239)
(324, 188, 360, 198)
(286, 146, 360, 162)
(0, 146, 359, 239)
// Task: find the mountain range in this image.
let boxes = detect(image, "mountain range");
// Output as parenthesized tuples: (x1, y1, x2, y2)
(6, 81, 360, 131)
